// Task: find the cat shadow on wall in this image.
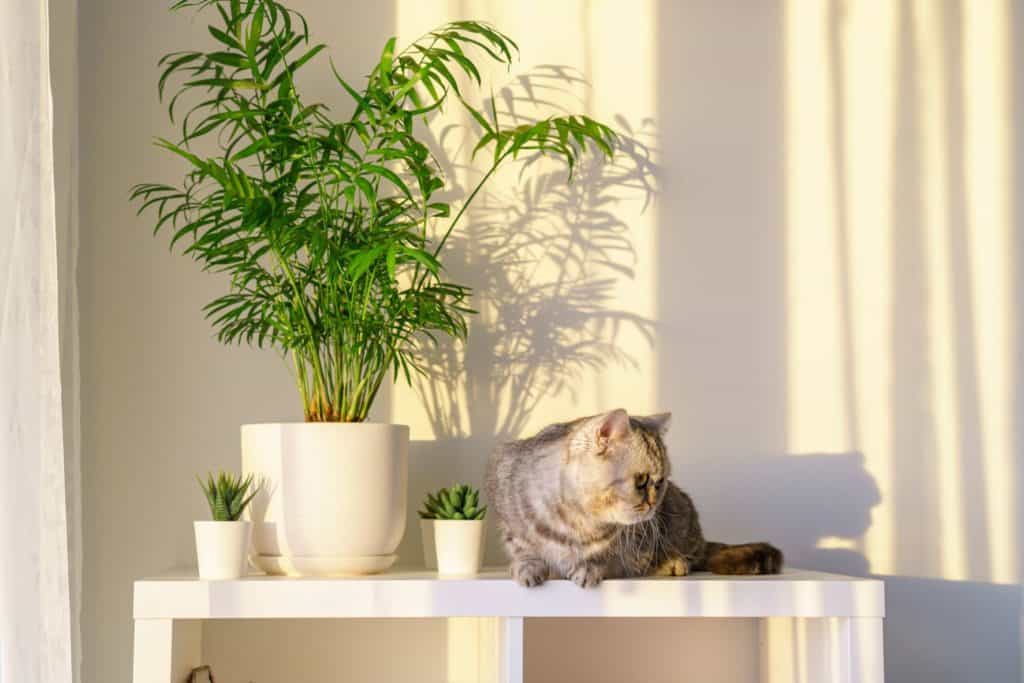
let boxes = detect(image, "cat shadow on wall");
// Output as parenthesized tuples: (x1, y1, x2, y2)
(682, 451, 880, 576)
(397, 66, 658, 564)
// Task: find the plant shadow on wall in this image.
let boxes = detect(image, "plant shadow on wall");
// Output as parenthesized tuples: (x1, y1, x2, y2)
(399, 66, 657, 562)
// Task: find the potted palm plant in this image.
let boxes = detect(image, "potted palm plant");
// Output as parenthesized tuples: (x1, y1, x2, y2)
(132, 0, 617, 575)
(195, 472, 258, 579)
(420, 484, 487, 575)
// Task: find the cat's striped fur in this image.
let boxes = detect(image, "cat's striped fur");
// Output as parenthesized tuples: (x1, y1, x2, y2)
(486, 409, 783, 587)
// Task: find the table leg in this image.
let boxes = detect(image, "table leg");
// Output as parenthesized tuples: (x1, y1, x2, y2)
(132, 619, 202, 683)
(497, 617, 524, 683)
(846, 617, 884, 682)
(759, 617, 883, 683)
(444, 617, 523, 683)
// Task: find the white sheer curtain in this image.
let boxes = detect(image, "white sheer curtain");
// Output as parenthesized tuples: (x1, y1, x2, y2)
(0, 1, 76, 682)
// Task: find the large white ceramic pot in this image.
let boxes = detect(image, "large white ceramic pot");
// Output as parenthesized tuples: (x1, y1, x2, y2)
(241, 422, 409, 576)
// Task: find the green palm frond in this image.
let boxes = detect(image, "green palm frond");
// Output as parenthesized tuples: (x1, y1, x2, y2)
(133, 0, 618, 423)
(197, 471, 257, 521)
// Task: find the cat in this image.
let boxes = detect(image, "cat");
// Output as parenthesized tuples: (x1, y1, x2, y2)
(485, 409, 783, 587)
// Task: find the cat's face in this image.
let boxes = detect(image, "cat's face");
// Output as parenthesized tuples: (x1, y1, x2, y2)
(567, 409, 672, 526)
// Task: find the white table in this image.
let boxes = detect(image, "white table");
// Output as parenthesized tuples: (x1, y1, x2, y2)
(133, 567, 884, 682)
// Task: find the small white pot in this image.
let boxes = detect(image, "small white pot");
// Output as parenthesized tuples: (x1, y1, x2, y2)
(194, 520, 251, 580)
(432, 520, 485, 576)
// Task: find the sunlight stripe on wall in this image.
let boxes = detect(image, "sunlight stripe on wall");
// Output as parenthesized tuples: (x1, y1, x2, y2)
(961, 0, 1015, 585)
(392, 0, 467, 440)
(838, 0, 896, 576)
(912, 0, 967, 582)
(586, 0, 658, 416)
(783, 0, 849, 454)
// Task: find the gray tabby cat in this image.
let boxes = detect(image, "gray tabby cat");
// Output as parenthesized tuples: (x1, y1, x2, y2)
(486, 409, 783, 587)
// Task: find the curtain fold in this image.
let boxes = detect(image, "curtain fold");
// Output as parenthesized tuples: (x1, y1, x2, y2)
(0, 1, 76, 682)
(49, 0, 82, 676)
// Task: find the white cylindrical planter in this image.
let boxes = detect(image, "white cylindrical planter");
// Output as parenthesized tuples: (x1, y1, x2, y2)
(242, 422, 409, 576)
(194, 520, 251, 580)
(433, 520, 485, 576)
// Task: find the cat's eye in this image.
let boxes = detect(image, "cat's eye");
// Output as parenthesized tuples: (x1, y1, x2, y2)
(635, 473, 650, 490)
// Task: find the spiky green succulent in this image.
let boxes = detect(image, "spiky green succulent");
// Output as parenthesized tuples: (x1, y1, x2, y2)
(420, 484, 486, 521)
(198, 471, 258, 521)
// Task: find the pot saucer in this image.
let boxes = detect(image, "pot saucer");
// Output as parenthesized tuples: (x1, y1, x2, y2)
(253, 553, 397, 577)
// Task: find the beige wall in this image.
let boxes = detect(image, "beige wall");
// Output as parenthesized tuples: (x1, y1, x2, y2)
(79, 1, 1024, 682)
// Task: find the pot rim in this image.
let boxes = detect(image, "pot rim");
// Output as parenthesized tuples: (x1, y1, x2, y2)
(428, 518, 486, 524)
(241, 421, 409, 429)
(194, 519, 252, 526)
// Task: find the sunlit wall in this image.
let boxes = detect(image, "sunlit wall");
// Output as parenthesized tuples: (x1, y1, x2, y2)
(784, 0, 1016, 586)
(390, 0, 659, 441)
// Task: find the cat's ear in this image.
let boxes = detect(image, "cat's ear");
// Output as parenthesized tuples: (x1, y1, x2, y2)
(640, 412, 672, 435)
(596, 409, 631, 445)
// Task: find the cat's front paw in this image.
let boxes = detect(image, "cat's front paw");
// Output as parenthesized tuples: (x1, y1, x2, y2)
(653, 555, 690, 577)
(568, 564, 604, 588)
(512, 559, 548, 587)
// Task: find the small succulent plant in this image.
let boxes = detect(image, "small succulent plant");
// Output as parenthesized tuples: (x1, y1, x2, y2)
(420, 484, 487, 521)
(198, 471, 258, 522)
